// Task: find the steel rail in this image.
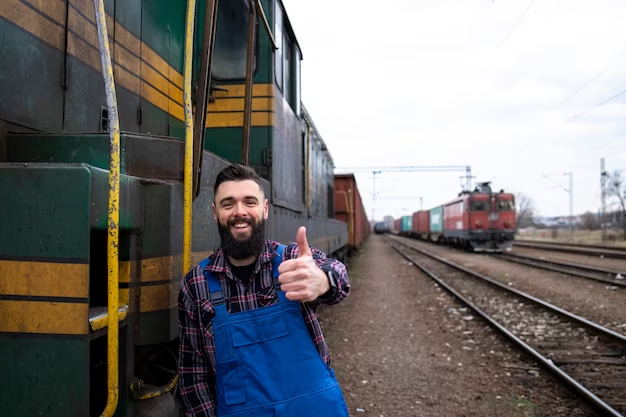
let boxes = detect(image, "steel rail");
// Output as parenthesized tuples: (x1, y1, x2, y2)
(386, 236, 624, 417)
(388, 236, 626, 344)
(495, 253, 626, 287)
(514, 241, 626, 259)
(518, 240, 626, 252)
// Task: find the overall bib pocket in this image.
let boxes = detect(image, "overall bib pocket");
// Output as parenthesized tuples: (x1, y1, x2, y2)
(216, 358, 246, 405)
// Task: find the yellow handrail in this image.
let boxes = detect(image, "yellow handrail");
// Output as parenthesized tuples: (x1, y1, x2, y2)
(92, 0, 120, 415)
(183, 0, 197, 275)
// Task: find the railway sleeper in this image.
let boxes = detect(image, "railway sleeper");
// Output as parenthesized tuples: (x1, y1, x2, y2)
(556, 358, 626, 365)
(545, 349, 626, 357)
(583, 382, 626, 389)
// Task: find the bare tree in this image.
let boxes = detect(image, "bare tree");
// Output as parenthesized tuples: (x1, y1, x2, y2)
(579, 211, 599, 231)
(606, 170, 626, 239)
(515, 193, 535, 229)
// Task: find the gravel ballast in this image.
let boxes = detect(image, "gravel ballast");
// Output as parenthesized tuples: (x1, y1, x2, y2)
(317, 235, 601, 416)
(403, 238, 626, 337)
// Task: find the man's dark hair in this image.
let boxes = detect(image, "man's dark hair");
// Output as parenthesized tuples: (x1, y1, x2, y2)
(214, 164, 264, 197)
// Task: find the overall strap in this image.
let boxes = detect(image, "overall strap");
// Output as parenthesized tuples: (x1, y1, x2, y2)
(199, 257, 228, 316)
(198, 257, 211, 271)
(202, 244, 289, 314)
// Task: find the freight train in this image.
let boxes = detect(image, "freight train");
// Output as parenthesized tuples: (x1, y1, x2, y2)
(334, 173, 371, 254)
(0, 1, 368, 416)
(391, 182, 516, 252)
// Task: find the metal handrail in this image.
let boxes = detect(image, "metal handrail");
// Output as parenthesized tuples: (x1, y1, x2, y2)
(183, 0, 197, 274)
(93, 0, 120, 415)
(192, 0, 219, 200)
(256, 0, 277, 50)
(241, 0, 257, 166)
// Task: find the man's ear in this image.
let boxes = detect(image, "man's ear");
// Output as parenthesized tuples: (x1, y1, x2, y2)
(263, 199, 269, 220)
(212, 203, 217, 222)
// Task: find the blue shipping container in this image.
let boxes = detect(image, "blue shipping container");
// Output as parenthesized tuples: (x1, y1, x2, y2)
(401, 216, 412, 232)
(429, 206, 443, 233)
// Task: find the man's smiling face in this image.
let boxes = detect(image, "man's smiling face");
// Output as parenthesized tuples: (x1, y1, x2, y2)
(212, 179, 269, 259)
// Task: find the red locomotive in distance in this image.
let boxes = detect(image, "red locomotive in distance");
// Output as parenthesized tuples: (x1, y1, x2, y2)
(443, 182, 516, 251)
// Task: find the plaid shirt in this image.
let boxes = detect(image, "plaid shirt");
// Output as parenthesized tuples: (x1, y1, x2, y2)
(177, 239, 351, 417)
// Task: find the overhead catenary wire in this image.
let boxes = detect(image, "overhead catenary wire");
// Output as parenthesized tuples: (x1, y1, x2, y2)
(559, 53, 626, 106)
(571, 87, 626, 121)
(502, 0, 536, 43)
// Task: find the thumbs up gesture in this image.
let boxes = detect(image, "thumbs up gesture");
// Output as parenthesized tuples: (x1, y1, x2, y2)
(277, 226, 330, 302)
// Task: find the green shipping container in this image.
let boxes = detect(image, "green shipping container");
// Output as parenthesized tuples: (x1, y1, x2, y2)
(429, 205, 443, 232)
(401, 215, 412, 232)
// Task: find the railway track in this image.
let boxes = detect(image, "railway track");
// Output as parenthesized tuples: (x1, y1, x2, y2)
(514, 240, 626, 260)
(494, 252, 626, 288)
(387, 235, 626, 417)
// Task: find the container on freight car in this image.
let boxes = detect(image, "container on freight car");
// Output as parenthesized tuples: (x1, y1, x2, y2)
(393, 218, 401, 234)
(429, 205, 443, 242)
(383, 215, 395, 231)
(400, 216, 412, 234)
(429, 206, 443, 232)
(412, 210, 430, 238)
(334, 174, 370, 251)
(411, 211, 420, 234)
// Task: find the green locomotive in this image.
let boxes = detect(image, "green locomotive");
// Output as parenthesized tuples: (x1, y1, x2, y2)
(0, 0, 348, 415)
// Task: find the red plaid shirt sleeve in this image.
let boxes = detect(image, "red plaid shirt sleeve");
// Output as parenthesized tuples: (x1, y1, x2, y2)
(177, 266, 216, 417)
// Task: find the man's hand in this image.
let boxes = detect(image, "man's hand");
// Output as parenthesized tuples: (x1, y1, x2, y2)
(277, 226, 330, 302)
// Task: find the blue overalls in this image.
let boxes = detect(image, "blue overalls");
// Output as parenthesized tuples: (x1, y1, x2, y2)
(198, 244, 350, 416)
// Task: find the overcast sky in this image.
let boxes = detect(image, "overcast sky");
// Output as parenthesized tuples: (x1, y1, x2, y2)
(281, 0, 626, 221)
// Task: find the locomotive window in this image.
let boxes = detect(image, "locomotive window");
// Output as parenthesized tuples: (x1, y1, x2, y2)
(212, 0, 254, 81)
(497, 200, 514, 210)
(283, 35, 291, 105)
(295, 47, 301, 116)
(470, 201, 487, 211)
(274, 3, 283, 89)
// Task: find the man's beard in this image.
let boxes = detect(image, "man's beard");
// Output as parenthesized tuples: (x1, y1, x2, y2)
(217, 216, 266, 260)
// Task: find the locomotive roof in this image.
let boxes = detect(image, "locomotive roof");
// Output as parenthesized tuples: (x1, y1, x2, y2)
(275, 1, 339, 168)
(445, 189, 514, 205)
(277, 0, 303, 59)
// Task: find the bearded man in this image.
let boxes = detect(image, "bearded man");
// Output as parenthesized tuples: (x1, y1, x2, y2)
(177, 164, 351, 417)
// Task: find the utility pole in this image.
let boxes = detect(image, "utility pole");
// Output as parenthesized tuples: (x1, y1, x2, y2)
(372, 170, 381, 222)
(565, 172, 574, 241)
(601, 158, 607, 241)
(542, 172, 574, 240)
(459, 170, 476, 191)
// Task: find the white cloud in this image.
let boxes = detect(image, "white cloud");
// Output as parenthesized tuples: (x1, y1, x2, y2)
(282, 0, 626, 220)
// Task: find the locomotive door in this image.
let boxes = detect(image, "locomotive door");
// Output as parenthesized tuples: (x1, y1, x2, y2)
(113, 0, 142, 134)
(488, 196, 499, 228)
(61, 0, 191, 136)
(0, 0, 67, 133)
(139, 0, 186, 138)
(62, 0, 116, 133)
